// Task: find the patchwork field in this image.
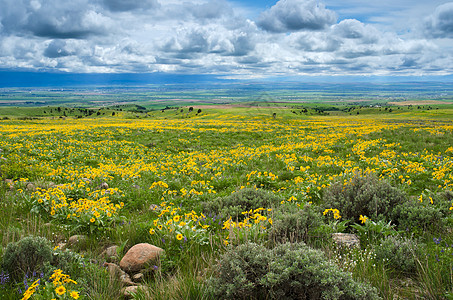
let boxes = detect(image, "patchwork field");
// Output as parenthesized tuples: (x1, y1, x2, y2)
(1, 108, 453, 299)
(389, 100, 453, 106)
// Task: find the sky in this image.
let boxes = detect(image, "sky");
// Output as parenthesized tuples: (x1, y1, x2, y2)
(0, 0, 453, 79)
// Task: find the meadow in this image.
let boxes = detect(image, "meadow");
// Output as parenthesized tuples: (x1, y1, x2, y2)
(1, 105, 453, 299)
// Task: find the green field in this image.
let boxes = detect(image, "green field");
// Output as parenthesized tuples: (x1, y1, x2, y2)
(1, 97, 453, 299)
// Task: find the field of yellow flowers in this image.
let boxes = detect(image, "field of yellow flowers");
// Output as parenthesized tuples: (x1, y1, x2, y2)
(1, 109, 453, 299)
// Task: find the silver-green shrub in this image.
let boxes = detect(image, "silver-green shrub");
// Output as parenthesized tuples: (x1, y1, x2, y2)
(203, 188, 281, 220)
(323, 174, 407, 222)
(269, 204, 322, 244)
(373, 236, 422, 274)
(1, 236, 52, 281)
(208, 242, 381, 300)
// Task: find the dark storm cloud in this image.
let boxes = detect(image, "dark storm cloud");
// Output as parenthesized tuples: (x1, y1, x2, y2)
(44, 40, 73, 58)
(257, 0, 336, 32)
(401, 56, 418, 68)
(424, 2, 453, 38)
(0, 0, 112, 38)
(227, 33, 255, 56)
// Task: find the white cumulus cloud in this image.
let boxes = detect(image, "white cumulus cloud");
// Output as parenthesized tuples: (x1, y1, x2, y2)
(424, 2, 453, 38)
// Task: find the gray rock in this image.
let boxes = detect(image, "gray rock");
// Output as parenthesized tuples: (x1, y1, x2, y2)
(121, 285, 151, 299)
(102, 245, 119, 258)
(120, 273, 135, 286)
(26, 183, 36, 191)
(132, 273, 144, 283)
(5, 179, 14, 190)
(104, 262, 135, 287)
(67, 235, 88, 248)
(104, 262, 123, 277)
(332, 233, 360, 248)
(149, 204, 159, 211)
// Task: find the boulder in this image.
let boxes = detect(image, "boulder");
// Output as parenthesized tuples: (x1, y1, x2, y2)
(120, 243, 163, 273)
(332, 233, 360, 248)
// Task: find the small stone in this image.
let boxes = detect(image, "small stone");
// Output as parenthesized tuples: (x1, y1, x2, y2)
(82, 178, 92, 184)
(67, 235, 88, 247)
(104, 262, 123, 277)
(149, 204, 159, 211)
(120, 273, 135, 286)
(5, 179, 14, 190)
(104, 263, 135, 286)
(332, 233, 360, 248)
(57, 243, 67, 250)
(99, 182, 109, 190)
(122, 286, 139, 298)
(132, 273, 144, 283)
(120, 243, 163, 273)
(102, 245, 119, 263)
(103, 245, 119, 257)
(121, 285, 150, 299)
(26, 183, 36, 191)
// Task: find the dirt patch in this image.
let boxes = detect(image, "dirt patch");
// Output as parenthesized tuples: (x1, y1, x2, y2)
(389, 100, 453, 106)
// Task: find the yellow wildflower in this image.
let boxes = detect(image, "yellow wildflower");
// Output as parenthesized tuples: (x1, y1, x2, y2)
(70, 290, 80, 299)
(55, 285, 66, 295)
(359, 215, 368, 224)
